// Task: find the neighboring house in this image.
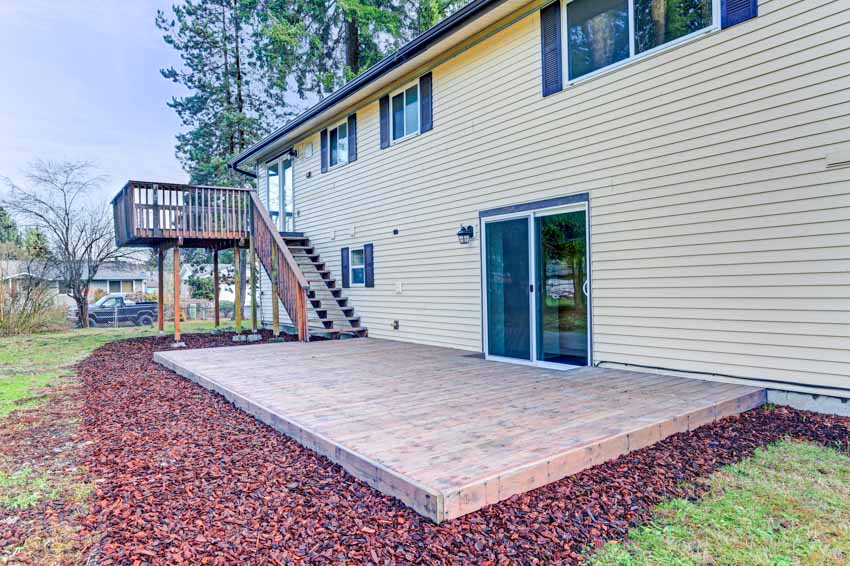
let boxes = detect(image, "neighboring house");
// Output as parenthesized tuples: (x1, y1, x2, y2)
(0, 259, 66, 306)
(224, 0, 850, 399)
(1, 260, 147, 304)
(87, 263, 146, 297)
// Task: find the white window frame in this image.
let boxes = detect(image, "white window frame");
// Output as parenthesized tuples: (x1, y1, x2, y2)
(390, 81, 420, 144)
(265, 155, 295, 231)
(561, 0, 720, 85)
(350, 247, 366, 287)
(328, 120, 349, 168)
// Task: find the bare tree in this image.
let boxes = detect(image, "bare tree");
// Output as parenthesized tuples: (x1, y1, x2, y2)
(1, 160, 134, 327)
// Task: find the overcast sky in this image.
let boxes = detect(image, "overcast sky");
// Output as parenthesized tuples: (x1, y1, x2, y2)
(0, 1, 189, 201)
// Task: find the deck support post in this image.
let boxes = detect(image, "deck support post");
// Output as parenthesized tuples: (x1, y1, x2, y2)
(212, 249, 221, 334)
(248, 235, 260, 341)
(172, 246, 184, 347)
(270, 244, 281, 340)
(157, 246, 165, 335)
(232, 244, 244, 341)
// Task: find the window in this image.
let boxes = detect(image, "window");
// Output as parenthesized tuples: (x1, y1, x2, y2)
(329, 121, 348, 167)
(350, 248, 365, 286)
(121, 280, 134, 293)
(391, 84, 419, 141)
(108, 281, 121, 293)
(566, 0, 715, 80)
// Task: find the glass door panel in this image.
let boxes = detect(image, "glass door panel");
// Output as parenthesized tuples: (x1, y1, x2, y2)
(267, 162, 281, 230)
(281, 159, 294, 231)
(535, 210, 589, 366)
(485, 218, 531, 360)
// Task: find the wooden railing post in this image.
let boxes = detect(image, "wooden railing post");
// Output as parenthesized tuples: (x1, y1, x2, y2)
(152, 184, 160, 237)
(271, 243, 280, 339)
(250, 235, 258, 335)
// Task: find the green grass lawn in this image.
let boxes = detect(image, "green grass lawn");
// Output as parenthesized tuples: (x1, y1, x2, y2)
(0, 321, 229, 417)
(590, 440, 850, 565)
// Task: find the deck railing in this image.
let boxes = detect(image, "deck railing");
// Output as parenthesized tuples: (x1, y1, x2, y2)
(112, 180, 310, 341)
(113, 181, 252, 246)
(249, 191, 310, 341)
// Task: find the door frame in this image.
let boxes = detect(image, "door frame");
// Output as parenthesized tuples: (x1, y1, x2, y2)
(479, 193, 592, 369)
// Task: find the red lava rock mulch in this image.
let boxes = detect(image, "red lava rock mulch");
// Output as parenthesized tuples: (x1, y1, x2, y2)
(77, 335, 850, 564)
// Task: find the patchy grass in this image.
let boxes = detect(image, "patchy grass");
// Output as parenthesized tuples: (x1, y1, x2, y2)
(0, 321, 229, 565)
(591, 440, 850, 565)
(0, 321, 225, 417)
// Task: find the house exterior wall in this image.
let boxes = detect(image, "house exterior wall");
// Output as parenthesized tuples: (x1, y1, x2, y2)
(255, 0, 850, 396)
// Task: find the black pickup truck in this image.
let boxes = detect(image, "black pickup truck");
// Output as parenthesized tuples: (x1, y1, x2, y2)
(68, 294, 158, 327)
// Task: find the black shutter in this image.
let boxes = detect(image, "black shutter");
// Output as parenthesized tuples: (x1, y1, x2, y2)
(419, 72, 433, 133)
(347, 114, 357, 162)
(320, 129, 328, 173)
(379, 95, 390, 149)
(341, 247, 350, 288)
(539, 2, 563, 97)
(364, 243, 374, 288)
(722, 0, 757, 29)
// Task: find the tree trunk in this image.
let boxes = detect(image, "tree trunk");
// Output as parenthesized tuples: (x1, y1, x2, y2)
(233, 0, 245, 151)
(345, 14, 360, 74)
(75, 295, 89, 328)
(222, 3, 235, 154)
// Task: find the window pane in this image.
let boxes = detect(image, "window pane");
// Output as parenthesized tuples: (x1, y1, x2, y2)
(404, 86, 419, 136)
(329, 127, 338, 166)
(351, 248, 364, 267)
(121, 280, 133, 293)
(267, 162, 279, 211)
(567, 0, 629, 80)
(109, 281, 121, 293)
(634, 0, 712, 54)
(337, 123, 348, 164)
(352, 267, 365, 285)
(392, 93, 405, 140)
(282, 160, 294, 231)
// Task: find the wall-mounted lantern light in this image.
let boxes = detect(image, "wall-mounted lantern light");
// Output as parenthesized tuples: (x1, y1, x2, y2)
(456, 225, 474, 245)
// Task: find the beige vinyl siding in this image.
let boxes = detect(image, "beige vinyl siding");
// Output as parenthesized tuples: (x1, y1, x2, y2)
(258, 0, 850, 395)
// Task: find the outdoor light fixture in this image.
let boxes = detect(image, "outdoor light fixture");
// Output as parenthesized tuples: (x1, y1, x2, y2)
(456, 225, 474, 245)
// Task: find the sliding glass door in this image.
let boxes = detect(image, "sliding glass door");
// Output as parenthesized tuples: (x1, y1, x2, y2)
(266, 158, 295, 232)
(535, 209, 588, 366)
(485, 218, 531, 360)
(483, 203, 590, 368)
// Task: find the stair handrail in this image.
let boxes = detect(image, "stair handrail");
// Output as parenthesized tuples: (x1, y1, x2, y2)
(248, 190, 310, 341)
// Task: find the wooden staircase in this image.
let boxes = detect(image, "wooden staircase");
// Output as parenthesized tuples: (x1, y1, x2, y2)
(281, 232, 367, 339)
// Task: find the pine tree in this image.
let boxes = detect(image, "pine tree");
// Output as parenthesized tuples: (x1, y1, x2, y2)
(264, 0, 465, 100)
(157, 0, 293, 185)
(0, 207, 19, 245)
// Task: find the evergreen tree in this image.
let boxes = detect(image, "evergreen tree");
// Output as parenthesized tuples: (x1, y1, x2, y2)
(157, 0, 293, 185)
(0, 207, 19, 245)
(22, 229, 49, 259)
(264, 0, 465, 100)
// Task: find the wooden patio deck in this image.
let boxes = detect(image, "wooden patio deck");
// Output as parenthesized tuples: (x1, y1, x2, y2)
(154, 339, 766, 523)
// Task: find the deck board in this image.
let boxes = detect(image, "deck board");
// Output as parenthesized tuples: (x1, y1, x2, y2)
(155, 338, 765, 522)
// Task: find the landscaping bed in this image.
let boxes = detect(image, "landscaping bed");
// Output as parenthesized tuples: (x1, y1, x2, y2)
(71, 335, 850, 564)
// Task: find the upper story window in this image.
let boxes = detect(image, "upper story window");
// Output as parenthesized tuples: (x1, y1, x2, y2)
(391, 83, 420, 142)
(329, 121, 348, 167)
(565, 0, 715, 81)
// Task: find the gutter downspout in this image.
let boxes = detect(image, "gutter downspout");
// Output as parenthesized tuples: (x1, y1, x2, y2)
(230, 162, 257, 179)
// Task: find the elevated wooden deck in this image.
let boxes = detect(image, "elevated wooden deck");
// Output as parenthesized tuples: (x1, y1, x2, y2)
(155, 339, 766, 522)
(112, 181, 312, 341)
